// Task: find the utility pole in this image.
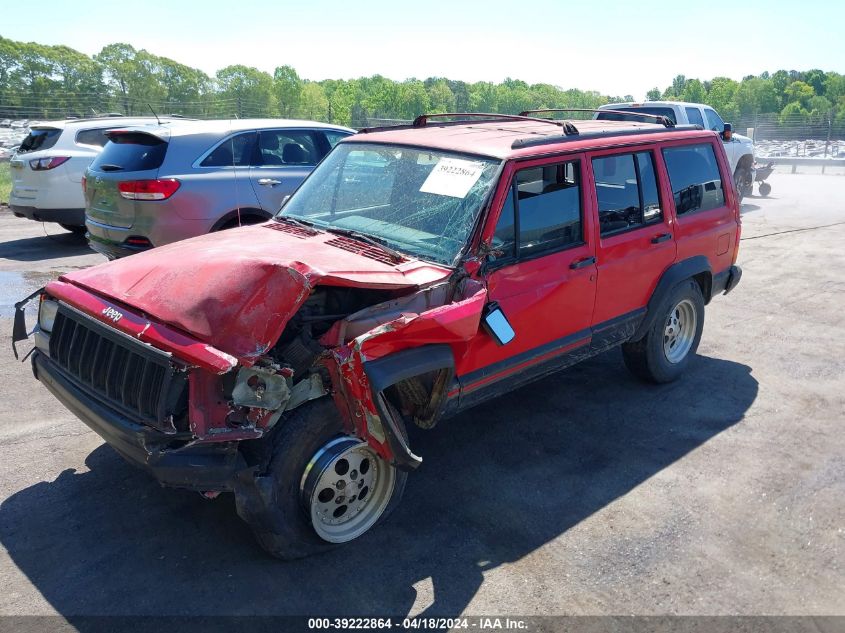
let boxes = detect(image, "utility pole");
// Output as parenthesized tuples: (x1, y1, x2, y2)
(824, 109, 832, 158)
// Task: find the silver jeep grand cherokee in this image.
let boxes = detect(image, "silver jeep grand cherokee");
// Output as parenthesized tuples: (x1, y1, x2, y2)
(84, 119, 354, 258)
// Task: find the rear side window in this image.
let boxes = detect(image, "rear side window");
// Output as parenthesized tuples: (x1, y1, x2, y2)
(200, 132, 257, 167)
(662, 144, 725, 216)
(17, 128, 61, 153)
(703, 109, 725, 132)
(76, 128, 116, 148)
(90, 133, 167, 172)
(685, 108, 705, 128)
(596, 107, 677, 124)
(592, 151, 662, 236)
(493, 160, 582, 258)
(324, 130, 351, 148)
(256, 130, 320, 166)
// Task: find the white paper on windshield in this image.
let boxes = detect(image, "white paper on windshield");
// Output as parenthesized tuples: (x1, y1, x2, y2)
(419, 158, 485, 198)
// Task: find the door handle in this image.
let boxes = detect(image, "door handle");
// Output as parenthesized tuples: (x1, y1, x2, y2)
(569, 256, 596, 270)
(651, 233, 672, 244)
(258, 178, 282, 187)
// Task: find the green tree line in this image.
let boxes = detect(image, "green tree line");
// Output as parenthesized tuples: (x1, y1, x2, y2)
(646, 71, 845, 126)
(1, 35, 843, 129)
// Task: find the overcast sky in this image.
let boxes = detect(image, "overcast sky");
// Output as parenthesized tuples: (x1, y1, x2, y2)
(3, 0, 843, 99)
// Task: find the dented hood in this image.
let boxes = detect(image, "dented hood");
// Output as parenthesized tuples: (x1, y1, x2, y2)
(61, 223, 451, 361)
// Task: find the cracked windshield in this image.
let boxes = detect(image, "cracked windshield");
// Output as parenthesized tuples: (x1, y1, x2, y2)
(279, 143, 500, 265)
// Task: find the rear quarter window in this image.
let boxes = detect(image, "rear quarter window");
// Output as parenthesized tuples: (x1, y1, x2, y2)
(75, 128, 116, 148)
(90, 133, 167, 172)
(662, 143, 725, 216)
(17, 128, 62, 153)
(324, 130, 352, 148)
(200, 132, 256, 167)
(596, 107, 677, 124)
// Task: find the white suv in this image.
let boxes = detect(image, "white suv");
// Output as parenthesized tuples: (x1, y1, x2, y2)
(9, 116, 186, 232)
(596, 101, 756, 200)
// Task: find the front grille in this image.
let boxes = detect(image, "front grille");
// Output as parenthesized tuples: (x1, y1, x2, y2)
(49, 304, 187, 432)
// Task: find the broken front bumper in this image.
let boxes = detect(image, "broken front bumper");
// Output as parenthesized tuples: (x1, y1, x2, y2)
(32, 350, 244, 491)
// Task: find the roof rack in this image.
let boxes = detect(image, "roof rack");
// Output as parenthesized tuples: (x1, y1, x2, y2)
(510, 124, 703, 150)
(519, 108, 676, 128)
(359, 112, 579, 135)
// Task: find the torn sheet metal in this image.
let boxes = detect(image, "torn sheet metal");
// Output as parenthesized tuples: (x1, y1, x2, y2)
(350, 281, 487, 360)
(324, 279, 487, 463)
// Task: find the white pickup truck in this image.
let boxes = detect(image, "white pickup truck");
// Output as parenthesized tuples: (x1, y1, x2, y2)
(596, 101, 758, 200)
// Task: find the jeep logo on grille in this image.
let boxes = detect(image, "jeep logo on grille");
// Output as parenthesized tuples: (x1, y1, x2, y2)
(101, 307, 123, 323)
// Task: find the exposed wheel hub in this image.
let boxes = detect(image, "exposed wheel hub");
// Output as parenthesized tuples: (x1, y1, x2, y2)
(300, 436, 395, 543)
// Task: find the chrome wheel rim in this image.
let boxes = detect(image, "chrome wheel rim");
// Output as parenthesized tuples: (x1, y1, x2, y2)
(300, 437, 395, 543)
(663, 299, 697, 363)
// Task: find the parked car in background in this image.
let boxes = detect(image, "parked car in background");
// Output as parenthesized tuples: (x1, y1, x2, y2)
(84, 119, 355, 258)
(1, 119, 11, 128)
(596, 101, 757, 199)
(9, 117, 183, 232)
(18, 111, 742, 558)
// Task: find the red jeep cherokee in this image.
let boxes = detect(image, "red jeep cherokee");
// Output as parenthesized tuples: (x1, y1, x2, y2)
(16, 111, 742, 558)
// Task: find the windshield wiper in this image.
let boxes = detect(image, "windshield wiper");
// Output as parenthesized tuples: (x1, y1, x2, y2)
(97, 164, 124, 172)
(276, 215, 318, 230)
(323, 227, 405, 263)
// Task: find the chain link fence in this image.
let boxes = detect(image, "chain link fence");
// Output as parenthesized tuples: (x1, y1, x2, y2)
(732, 113, 845, 158)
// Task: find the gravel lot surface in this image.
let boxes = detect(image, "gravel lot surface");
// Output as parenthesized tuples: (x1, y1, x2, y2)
(0, 172, 842, 618)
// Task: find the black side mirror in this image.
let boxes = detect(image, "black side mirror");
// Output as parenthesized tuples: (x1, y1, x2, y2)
(482, 302, 515, 346)
(722, 123, 733, 141)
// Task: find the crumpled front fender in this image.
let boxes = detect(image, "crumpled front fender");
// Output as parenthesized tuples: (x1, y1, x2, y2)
(324, 281, 487, 468)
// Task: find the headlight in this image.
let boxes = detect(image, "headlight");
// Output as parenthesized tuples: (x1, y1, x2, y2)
(38, 298, 59, 333)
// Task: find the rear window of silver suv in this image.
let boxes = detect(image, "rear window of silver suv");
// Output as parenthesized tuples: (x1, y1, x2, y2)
(17, 128, 62, 153)
(90, 133, 167, 172)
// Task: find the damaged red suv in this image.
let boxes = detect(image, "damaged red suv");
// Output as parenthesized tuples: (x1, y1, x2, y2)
(16, 111, 742, 558)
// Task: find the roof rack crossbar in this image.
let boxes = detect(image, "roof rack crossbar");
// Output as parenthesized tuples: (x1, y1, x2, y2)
(414, 112, 580, 135)
(520, 108, 676, 128)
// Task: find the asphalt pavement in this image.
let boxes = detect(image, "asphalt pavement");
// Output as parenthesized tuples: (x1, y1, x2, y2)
(0, 172, 842, 619)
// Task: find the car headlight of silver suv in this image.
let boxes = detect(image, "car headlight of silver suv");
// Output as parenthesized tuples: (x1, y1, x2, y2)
(38, 297, 59, 333)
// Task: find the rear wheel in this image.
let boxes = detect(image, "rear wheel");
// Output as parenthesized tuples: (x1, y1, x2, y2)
(622, 280, 705, 384)
(218, 214, 267, 231)
(234, 397, 407, 559)
(734, 167, 753, 202)
(758, 182, 772, 197)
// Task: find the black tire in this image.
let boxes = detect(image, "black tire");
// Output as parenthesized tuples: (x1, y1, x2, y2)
(758, 181, 771, 197)
(734, 167, 753, 202)
(622, 279, 705, 384)
(218, 215, 267, 231)
(60, 223, 86, 235)
(234, 397, 408, 560)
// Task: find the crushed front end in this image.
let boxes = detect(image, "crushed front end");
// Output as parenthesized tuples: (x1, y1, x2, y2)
(25, 283, 250, 491)
(17, 254, 481, 494)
